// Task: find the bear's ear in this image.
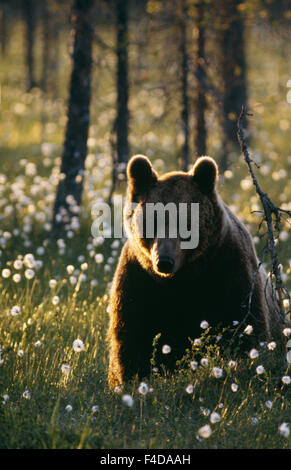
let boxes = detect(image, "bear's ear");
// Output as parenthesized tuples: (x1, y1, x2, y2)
(190, 156, 218, 195)
(127, 155, 158, 200)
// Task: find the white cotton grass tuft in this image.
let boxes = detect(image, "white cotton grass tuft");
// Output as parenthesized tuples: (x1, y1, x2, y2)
(13, 273, 21, 283)
(22, 390, 31, 400)
(69, 276, 77, 285)
(10, 305, 21, 316)
(185, 384, 194, 394)
(212, 367, 223, 379)
(61, 364, 71, 375)
(267, 341, 277, 351)
(36, 246, 45, 256)
(196, 424, 212, 439)
(281, 375, 291, 385)
(200, 358, 209, 367)
(95, 253, 104, 264)
(2, 268, 11, 278)
(72, 339, 85, 352)
(3, 394, 9, 403)
(13, 260, 23, 270)
(278, 422, 290, 438)
(228, 360, 237, 368)
(52, 295, 60, 305)
(66, 265, 75, 275)
(24, 269, 35, 280)
(256, 365, 265, 375)
(210, 411, 221, 423)
(200, 407, 210, 416)
(23, 254, 36, 268)
(243, 324, 253, 335)
(122, 394, 134, 407)
(249, 348, 259, 359)
(138, 382, 149, 395)
(200, 320, 209, 329)
(49, 279, 57, 288)
(231, 383, 239, 392)
(162, 344, 171, 354)
(265, 400, 273, 409)
(190, 360, 198, 371)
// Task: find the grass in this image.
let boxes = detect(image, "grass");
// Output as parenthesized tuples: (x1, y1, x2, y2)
(0, 19, 290, 449)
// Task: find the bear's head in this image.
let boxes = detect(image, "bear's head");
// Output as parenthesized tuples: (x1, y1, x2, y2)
(125, 155, 224, 277)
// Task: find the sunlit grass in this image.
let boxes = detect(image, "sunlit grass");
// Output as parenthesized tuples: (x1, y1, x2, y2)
(0, 20, 290, 449)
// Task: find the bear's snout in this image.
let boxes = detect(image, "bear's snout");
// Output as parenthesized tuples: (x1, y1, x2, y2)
(157, 256, 175, 274)
(151, 237, 180, 276)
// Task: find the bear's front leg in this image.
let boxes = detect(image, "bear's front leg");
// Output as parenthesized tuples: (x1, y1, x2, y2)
(108, 325, 152, 387)
(107, 244, 154, 387)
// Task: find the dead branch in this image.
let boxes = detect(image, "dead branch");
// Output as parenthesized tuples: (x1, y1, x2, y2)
(237, 106, 291, 323)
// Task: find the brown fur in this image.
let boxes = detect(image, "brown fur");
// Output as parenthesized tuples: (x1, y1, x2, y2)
(107, 155, 282, 388)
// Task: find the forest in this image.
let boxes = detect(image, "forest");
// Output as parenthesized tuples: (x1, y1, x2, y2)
(0, 0, 290, 450)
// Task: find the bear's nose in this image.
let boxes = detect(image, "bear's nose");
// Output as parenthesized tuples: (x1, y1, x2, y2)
(157, 256, 174, 274)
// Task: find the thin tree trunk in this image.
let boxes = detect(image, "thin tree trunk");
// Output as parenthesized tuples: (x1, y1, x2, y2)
(219, 0, 247, 172)
(41, 0, 49, 93)
(179, 0, 190, 172)
(42, 0, 57, 95)
(195, 1, 207, 157)
(52, 0, 94, 233)
(23, 0, 37, 91)
(51, 19, 60, 99)
(115, 0, 129, 175)
(0, 0, 8, 55)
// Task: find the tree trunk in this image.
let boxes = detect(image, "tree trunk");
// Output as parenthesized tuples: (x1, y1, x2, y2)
(179, 0, 190, 172)
(195, 1, 207, 157)
(219, 0, 248, 172)
(0, 0, 8, 55)
(23, 0, 37, 91)
(52, 0, 94, 234)
(41, 0, 49, 93)
(115, 0, 130, 176)
(51, 18, 60, 99)
(41, 0, 59, 95)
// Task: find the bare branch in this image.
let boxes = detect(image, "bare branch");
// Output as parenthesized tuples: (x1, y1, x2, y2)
(237, 106, 291, 321)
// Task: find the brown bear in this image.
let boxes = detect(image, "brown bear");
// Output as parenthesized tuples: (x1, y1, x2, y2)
(107, 154, 282, 387)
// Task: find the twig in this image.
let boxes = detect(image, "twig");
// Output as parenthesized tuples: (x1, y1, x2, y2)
(237, 106, 291, 324)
